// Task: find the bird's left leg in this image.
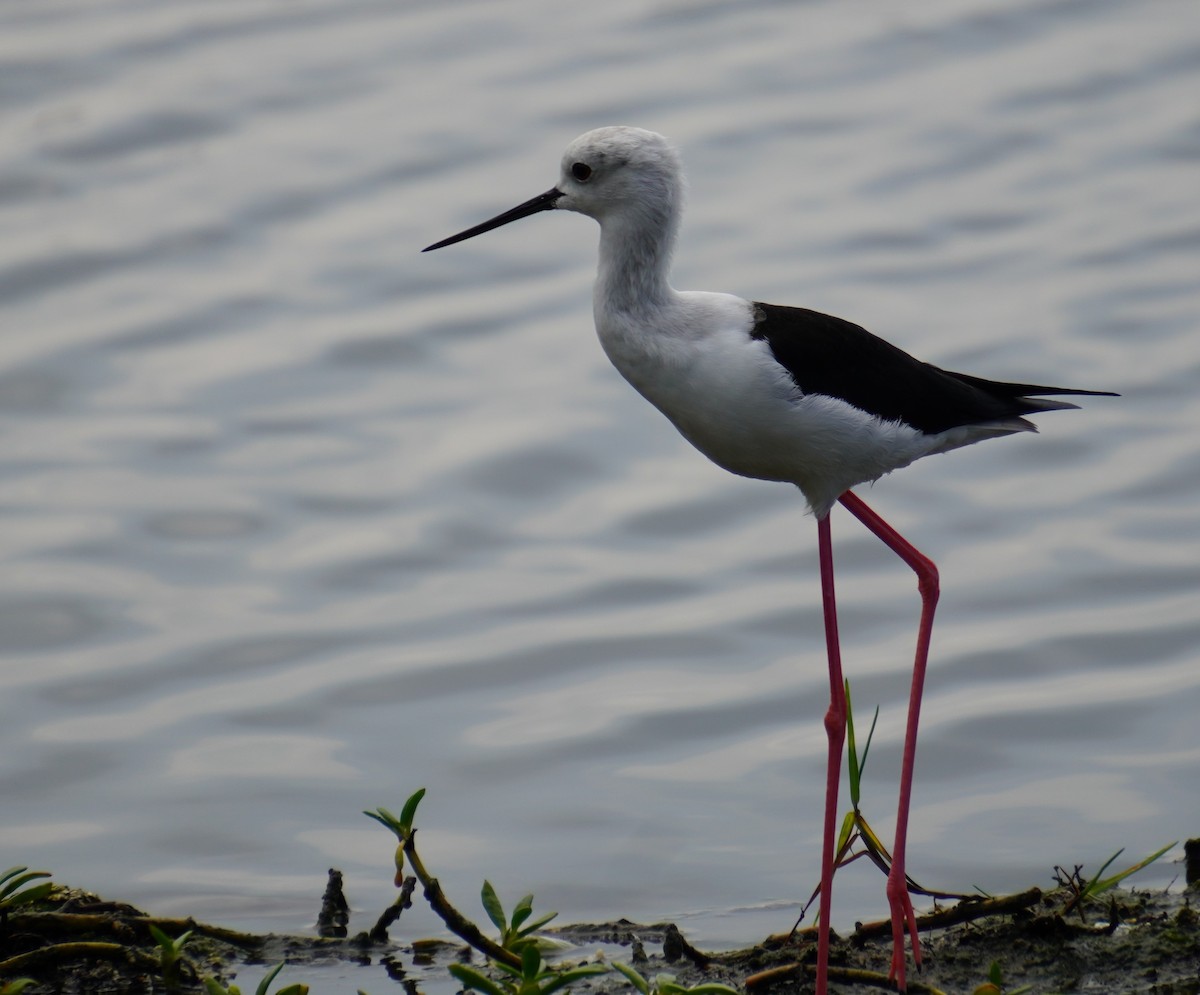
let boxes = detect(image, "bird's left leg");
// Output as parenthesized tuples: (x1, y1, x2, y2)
(837, 489, 939, 993)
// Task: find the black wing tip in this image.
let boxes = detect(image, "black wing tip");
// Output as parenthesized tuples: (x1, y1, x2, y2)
(1032, 387, 1119, 398)
(1019, 386, 1119, 416)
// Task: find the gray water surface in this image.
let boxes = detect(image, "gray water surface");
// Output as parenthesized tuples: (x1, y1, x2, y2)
(2, 0, 1198, 971)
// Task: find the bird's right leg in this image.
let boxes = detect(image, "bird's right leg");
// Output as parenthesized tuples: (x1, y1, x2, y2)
(814, 508, 846, 995)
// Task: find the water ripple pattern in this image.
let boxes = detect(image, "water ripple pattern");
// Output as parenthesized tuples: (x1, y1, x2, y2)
(1, 0, 1197, 944)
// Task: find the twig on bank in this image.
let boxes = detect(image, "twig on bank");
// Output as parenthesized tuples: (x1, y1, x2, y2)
(0, 940, 162, 976)
(853, 887, 1043, 940)
(402, 830, 522, 970)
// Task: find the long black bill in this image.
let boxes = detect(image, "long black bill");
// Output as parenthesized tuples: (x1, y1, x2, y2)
(423, 187, 563, 252)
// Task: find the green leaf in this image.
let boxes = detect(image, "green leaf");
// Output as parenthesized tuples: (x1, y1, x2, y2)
(987, 961, 1002, 985)
(611, 962, 650, 995)
(515, 910, 558, 938)
(538, 964, 609, 995)
(274, 985, 309, 995)
(492, 960, 524, 981)
(481, 880, 507, 933)
(520, 942, 542, 981)
(0, 981, 38, 995)
(399, 788, 427, 833)
(254, 963, 285, 995)
(203, 980, 234, 995)
(363, 808, 398, 835)
(509, 893, 535, 932)
(448, 964, 509, 995)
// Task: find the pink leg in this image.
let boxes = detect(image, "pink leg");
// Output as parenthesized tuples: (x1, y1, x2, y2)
(838, 490, 939, 992)
(814, 510, 845, 995)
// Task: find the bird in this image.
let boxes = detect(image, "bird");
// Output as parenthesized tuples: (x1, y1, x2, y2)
(423, 126, 1115, 994)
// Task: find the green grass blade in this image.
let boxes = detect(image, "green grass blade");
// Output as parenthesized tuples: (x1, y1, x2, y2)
(1081, 849, 1124, 896)
(3, 882, 53, 908)
(0, 869, 51, 902)
(684, 986, 743, 995)
(857, 705, 879, 784)
(852, 812, 892, 867)
(835, 809, 857, 854)
(843, 681, 879, 811)
(1089, 841, 1176, 895)
(845, 680, 861, 807)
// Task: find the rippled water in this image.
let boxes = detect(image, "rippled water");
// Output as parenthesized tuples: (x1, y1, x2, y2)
(2, 0, 1198, 984)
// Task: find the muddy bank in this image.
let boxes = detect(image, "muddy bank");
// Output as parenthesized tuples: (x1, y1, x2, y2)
(2, 880, 1197, 994)
(553, 885, 1200, 995)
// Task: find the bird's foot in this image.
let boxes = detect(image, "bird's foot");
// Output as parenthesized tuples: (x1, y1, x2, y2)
(885, 865, 921, 992)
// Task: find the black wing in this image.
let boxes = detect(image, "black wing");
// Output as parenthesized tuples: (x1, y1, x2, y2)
(751, 302, 1116, 435)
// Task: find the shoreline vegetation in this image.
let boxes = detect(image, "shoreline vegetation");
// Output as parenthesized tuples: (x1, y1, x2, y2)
(3, 795, 1196, 994)
(3, 868, 1197, 994)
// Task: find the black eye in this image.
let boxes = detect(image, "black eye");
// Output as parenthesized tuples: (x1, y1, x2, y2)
(571, 162, 592, 182)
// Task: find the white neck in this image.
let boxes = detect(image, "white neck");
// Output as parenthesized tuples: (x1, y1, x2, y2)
(593, 205, 679, 316)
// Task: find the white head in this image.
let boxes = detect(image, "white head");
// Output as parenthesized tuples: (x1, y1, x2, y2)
(423, 127, 684, 252)
(554, 126, 684, 226)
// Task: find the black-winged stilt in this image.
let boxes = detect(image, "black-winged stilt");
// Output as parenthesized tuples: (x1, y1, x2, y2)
(424, 126, 1115, 994)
